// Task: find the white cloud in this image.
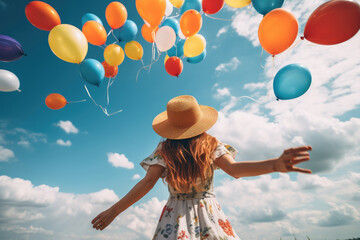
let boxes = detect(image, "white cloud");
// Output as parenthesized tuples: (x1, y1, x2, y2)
(107, 153, 134, 169)
(0, 145, 14, 162)
(243, 82, 266, 91)
(17, 140, 30, 147)
(214, 87, 231, 99)
(132, 174, 141, 180)
(216, 26, 228, 37)
(56, 139, 72, 147)
(215, 57, 241, 72)
(56, 121, 79, 134)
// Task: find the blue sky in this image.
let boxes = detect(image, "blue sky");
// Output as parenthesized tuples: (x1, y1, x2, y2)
(0, 0, 360, 239)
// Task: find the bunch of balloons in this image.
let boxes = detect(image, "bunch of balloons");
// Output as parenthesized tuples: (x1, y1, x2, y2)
(0, 34, 24, 92)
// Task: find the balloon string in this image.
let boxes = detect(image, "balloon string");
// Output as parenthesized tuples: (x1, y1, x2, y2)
(136, 50, 161, 82)
(17, 89, 21, 92)
(107, 29, 113, 37)
(238, 96, 261, 104)
(67, 99, 87, 104)
(106, 78, 111, 106)
(280, 38, 302, 56)
(260, 47, 265, 69)
(111, 30, 118, 42)
(204, 13, 233, 21)
(84, 84, 122, 116)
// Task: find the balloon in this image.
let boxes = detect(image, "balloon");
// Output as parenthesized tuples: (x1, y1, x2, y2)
(304, 0, 360, 45)
(165, 0, 174, 16)
(0, 69, 20, 92)
(184, 34, 206, 57)
(118, 20, 138, 42)
(105, 1, 128, 29)
(25, 1, 61, 31)
(167, 38, 185, 57)
(104, 44, 125, 66)
(0, 35, 24, 62)
(141, 24, 158, 43)
(225, 0, 250, 8)
(155, 26, 176, 52)
(80, 59, 105, 86)
(102, 61, 118, 78)
(258, 9, 298, 56)
(48, 24, 88, 64)
(81, 13, 103, 26)
(178, 28, 186, 39)
(187, 49, 206, 63)
(125, 41, 144, 60)
(273, 64, 311, 100)
(252, 0, 284, 15)
(164, 54, 169, 64)
(180, 0, 201, 14)
(162, 18, 180, 35)
(202, 0, 224, 14)
(170, 0, 184, 8)
(82, 21, 107, 46)
(136, 0, 166, 26)
(45, 93, 67, 110)
(165, 56, 183, 77)
(180, 10, 202, 37)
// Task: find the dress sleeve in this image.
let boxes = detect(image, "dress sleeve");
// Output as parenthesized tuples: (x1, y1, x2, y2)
(140, 144, 167, 178)
(213, 143, 238, 160)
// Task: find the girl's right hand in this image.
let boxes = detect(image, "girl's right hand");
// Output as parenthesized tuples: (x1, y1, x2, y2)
(274, 146, 312, 174)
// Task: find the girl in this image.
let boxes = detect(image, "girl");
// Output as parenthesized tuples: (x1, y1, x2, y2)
(92, 95, 312, 239)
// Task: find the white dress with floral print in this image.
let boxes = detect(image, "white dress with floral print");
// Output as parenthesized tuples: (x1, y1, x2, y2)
(140, 143, 241, 240)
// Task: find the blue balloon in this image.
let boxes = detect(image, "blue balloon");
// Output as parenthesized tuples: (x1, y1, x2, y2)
(118, 20, 138, 42)
(81, 13, 103, 26)
(161, 18, 180, 35)
(80, 59, 105, 86)
(187, 49, 206, 64)
(252, 0, 284, 15)
(180, 0, 202, 15)
(273, 64, 311, 100)
(167, 38, 185, 57)
(0, 34, 24, 62)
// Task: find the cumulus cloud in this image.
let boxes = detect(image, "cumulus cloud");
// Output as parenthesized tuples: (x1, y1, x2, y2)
(215, 57, 241, 73)
(132, 174, 141, 180)
(107, 153, 134, 169)
(243, 82, 266, 91)
(56, 121, 79, 134)
(216, 26, 228, 38)
(0, 145, 14, 162)
(56, 139, 72, 147)
(214, 87, 231, 99)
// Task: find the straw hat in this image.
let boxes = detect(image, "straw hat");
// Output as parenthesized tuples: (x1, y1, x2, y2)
(152, 95, 218, 139)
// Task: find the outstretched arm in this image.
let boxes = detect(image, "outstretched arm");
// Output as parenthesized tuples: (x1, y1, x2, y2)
(91, 164, 165, 230)
(214, 146, 312, 179)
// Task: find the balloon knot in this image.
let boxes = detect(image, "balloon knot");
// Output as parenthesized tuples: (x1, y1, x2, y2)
(300, 36, 305, 40)
(17, 89, 21, 92)
(23, 53, 27, 57)
(276, 98, 279, 101)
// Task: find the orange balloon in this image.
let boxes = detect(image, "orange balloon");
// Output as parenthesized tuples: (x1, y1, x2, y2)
(102, 61, 118, 78)
(258, 9, 298, 56)
(180, 10, 202, 37)
(82, 21, 107, 46)
(25, 1, 61, 31)
(136, 0, 166, 26)
(45, 93, 67, 110)
(105, 2, 128, 29)
(141, 24, 159, 43)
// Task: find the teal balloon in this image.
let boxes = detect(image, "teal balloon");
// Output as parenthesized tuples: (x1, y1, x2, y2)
(81, 13, 103, 26)
(187, 49, 206, 64)
(80, 59, 105, 86)
(252, 0, 284, 15)
(273, 64, 311, 100)
(118, 20, 138, 42)
(161, 18, 180, 35)
(167, 38, 184, 57)
(180, 0, 202, 14)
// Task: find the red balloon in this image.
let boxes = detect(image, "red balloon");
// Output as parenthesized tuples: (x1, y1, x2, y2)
(202, 0, 225, 14)
(25, 1, 61, 31)
(304, 0, 360, 45)
(165, 57, 183, 77)
(102, 61, 118, 78)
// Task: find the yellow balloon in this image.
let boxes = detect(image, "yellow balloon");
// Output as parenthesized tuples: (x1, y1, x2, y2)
(124, 41, 144, 60)
(164, 55, 169, 65)
(170, 0, 184, 8)
(48, 24, 88, 64)
(225, 0, 251, 8)
(104, 44, 125, 66)
(184, 34, 206, 58)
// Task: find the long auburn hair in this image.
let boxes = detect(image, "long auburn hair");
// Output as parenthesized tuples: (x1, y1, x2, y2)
(157, 132, 218, 192)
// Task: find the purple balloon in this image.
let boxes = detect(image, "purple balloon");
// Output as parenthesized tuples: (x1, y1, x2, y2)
(0, 34, 24, 62)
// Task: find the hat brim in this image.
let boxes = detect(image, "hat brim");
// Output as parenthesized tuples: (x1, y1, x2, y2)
(152, 105, 218, 140)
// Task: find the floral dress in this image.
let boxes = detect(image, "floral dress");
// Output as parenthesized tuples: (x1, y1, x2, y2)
(140, 143, 241, 240)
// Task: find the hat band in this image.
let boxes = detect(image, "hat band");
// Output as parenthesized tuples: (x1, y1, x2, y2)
(167, 107, 203, 128)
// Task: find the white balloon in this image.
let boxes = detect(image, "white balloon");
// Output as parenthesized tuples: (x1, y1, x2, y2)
(155, 26, 176, 52)
(0, 69, 20, 92)
(165, 0, 174, 16)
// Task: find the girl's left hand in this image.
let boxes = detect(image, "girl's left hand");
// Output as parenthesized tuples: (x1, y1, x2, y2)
(91, 207, 117, 231)
(274, 145, 312, 174)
